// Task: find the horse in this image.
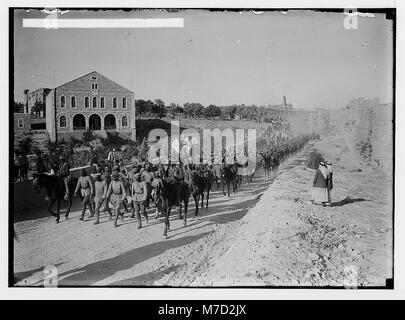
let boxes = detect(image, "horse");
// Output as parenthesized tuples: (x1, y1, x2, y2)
(188, 169, 202, 217)
(262, 154, 272, 179)
(200, 165, 213, 209)
(163, 180, 190, 238)
(32, 173, 77, 223)
(222, 164, 237, 197)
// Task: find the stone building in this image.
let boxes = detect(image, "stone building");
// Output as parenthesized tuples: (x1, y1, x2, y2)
(43, 71, 136, 142)
(24, 88, 52, 117)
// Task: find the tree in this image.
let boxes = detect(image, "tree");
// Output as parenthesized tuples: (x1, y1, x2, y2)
(32, 101, 44, 116)
(203, 104, 222, 118)
(135, 99, 148, 117)
(183, 102, 204, 118)
(14, 101, 25, 113)
(153, 99, 166, 118)
(17, 136, 32, 155)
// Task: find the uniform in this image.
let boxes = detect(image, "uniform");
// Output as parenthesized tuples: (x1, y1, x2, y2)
(131, 177, 148, 228)
(93, 178, 111, 224)
(106, 179, 126, 227)
(75, 175, 94, 220)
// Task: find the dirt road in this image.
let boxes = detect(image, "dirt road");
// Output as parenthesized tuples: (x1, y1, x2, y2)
(13, 135, 393, 287)
(14, 160, 278, 286)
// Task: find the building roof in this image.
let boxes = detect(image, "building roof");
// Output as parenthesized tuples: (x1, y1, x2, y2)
(55, 70, 133, 93)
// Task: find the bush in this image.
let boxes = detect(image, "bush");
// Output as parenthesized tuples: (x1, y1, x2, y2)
(99, 132, 127, 149)
(82, 129, 95, 143)
(17, 136, 33, 155)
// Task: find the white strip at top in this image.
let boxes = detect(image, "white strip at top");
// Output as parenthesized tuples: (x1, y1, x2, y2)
(22, 18, 184, 28)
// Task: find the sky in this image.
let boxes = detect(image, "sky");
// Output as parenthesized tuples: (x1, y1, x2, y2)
(13, 9, 394, 109)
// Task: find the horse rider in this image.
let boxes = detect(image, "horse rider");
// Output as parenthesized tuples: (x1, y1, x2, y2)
(57, 155, 71, 200)
(141, 163, 154, 208)
(131, 172, 148, 229)
(106, 170, 127, 227)
(74, 168, 94, 220)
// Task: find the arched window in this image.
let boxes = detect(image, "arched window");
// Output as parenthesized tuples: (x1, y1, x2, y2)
(60, 96, 66, 108)
(71, 96, 76, 108)
(100, 97, 105, 108)
(122, 97, 127, 109)
(121, 116, 128, 127)
(92, 96, 97, 108)
(84, 96, 89, 108)
(18, 118, 24, 128)
(60, 115, 67, 128)
(112, 97, 117, 109)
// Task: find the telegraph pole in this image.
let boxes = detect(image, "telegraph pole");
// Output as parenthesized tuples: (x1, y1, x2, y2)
(53, 70, 57, 143)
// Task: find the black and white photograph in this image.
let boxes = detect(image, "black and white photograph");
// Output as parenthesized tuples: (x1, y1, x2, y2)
(7, 2, 397, 292)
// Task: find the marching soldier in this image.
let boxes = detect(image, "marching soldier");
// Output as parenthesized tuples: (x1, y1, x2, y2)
(74, 169, 94, 220)
(93, 173, 111, 224)
(106, 170, 127, 227)
(141, 163, 154, 208)
(131, 173, 148, 229)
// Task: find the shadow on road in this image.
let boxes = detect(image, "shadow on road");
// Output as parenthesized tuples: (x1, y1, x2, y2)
(332, 197, 368, 207)
(53, 231, 213, 286)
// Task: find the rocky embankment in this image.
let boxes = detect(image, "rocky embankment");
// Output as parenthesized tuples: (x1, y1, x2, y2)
(191, 135, 393, 287)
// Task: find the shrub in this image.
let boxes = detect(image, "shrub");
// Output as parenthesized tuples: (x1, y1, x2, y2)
(82, 129, 94, 143)
(17, 135, 33, 155)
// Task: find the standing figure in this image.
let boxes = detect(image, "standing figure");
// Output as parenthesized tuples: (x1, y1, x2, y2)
(104, 167, 112, 188)
(325, 161, 333, 206)
(14, 151, 21, 182)
(106, 171, 126, 227)
(131, 173, 148, 229)
(93, 173, 111, 224)
(19, 152, 29, 181)
(311, 161, 330, 207)
(74, 169, 94, 220)
(107, 148, 117, 170)
(88, 146, 100, 173)
(35, 150, 47, 174)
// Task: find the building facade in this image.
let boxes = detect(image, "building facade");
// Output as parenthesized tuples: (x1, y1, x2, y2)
(45, 71, 136, 142)
(25, 88, 52, 117)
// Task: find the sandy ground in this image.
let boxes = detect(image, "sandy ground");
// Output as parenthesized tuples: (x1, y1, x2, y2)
(13, 135, 393, 287)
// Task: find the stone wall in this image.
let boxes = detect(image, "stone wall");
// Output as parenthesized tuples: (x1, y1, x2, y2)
(331, 98, 393, 171)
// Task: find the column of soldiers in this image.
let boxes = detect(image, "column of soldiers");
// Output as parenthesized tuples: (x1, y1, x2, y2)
(37, 132, 318, 227)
